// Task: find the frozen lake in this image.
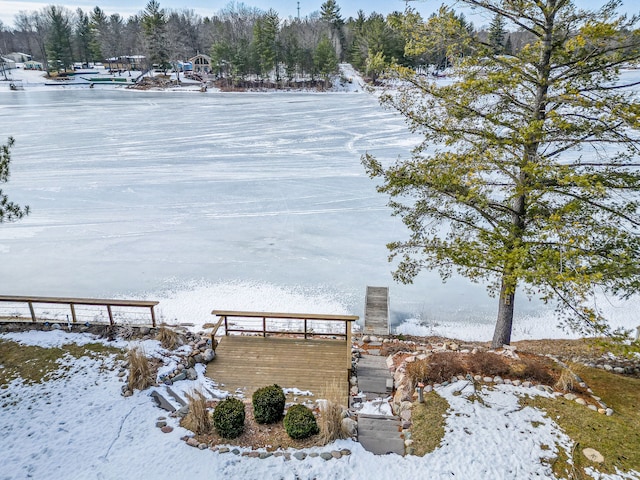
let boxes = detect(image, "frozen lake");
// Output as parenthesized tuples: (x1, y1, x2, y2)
(1, 87, 637, 338)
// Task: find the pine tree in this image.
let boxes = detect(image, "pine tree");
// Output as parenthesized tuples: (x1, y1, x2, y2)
(488, 13, 506, 54)
(364, 0, 640, 347)
(45, 6, 73, 72)
(142, 0, 169, 72)
(1, 138, 29, 223)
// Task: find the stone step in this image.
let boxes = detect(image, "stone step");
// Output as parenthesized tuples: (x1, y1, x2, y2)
(357, 413, 404, 455)
(150, 390, 177, 413)
(165, 386, 188, 407)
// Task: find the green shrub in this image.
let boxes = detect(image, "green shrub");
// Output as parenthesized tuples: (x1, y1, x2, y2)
(252, 384, 286, 424)
(284, 404, 319, 439)
(212, 397, 245, 439)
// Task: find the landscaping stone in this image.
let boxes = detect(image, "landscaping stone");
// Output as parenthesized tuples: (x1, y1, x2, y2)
(340, 449, 351, 456)
(160, 426, 173, 433)
(494, 376, 504, 384)
(331, 451, 342, 459)
(483, 377, 493, 383)
(564, 393, 577, 401)
(342, 417, 357, 436)
(512, 379, 522, 386)
(203, 349, 215, 363)
(522, 381, 532, 388)
(172, 372, 187, 382)
(218, 447, 230, 454)
(293, 452, 306, 461)
(259, 452, 272, 459)
(606, 408, 614, 416)
(575, 398, 587, 406)
(198, 443, 208, 450)
(232, 449, 240, 455)
(583, 448, 605, 463)
(185, 368, 198, 381)
(588, 405, 598, 411)
(186, 437, 199, 447)
(156, 420, 167, 428)
(320, 452, 333, 461)
(309, 452, 319, 458)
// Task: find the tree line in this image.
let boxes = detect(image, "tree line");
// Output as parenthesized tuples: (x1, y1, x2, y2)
(1, 0, 532, 83)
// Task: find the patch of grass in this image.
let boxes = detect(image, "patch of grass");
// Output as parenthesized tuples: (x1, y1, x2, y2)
(0, 339, 121, 386)
(521, 365, 640, 478)
(468, 351, 510, 377)
(409, 391, 449, 456)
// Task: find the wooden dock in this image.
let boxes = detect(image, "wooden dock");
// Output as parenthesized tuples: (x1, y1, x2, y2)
(206, 336, 349, 404)
(363, 286, 389, 336)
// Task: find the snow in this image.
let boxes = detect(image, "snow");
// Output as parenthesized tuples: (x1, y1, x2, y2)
(4, 330, 635, 479)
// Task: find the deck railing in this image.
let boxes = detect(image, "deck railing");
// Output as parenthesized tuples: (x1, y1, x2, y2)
(0, 295, 159, 327)
(211, 310, 358, 369)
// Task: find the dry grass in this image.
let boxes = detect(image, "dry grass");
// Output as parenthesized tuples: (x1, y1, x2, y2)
(468, 351, 511, 377)
(405, 358, 430, 388)
(522, 365, 640, 478)
(155, 325, 180, 350)
(555, 367, 575, 392)
(182, 389, 212, 435)
(127, 346, 153, 391)
(318, 381, 349, 444)
(424, 352, 466, 384)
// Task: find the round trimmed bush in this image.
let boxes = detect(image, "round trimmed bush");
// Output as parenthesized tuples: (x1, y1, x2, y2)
(212, 397, 245, 439)
(252, 384, 286, 424)
(283, 404, 319, 439)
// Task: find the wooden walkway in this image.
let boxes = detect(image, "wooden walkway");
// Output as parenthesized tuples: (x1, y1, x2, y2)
(363, 286, 389, 336)
(206, 336, 349, 404)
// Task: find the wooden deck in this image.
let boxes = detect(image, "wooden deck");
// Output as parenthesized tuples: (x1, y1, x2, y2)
(205, 335, 349, 405)
(363, 286, 389, 336)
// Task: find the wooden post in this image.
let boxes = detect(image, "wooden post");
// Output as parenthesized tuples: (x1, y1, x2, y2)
(224, 316, 228, 336)
(304, 318, 308, 339)
(263, 317, 266, 337)
(70, 303, 77, 323)
(345, 320, 352, 371)
(28, 302, 36, 322)
(107, 305, 114, 326)
(150, 306, 156, 327)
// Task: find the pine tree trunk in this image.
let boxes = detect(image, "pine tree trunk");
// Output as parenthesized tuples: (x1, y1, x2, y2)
(491, 276, 516, 348)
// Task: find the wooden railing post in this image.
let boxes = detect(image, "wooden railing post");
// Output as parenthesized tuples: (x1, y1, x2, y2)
(263, 317, 266, 337)
(28, 302, 36, 322)
(224, 316, 228, 336)
(346, 320, 352, 371)
(150, 306, 156, 327)
(304, 318, 308, 339)
(106, 305, 114, 326)
(70, 303, 77, 323)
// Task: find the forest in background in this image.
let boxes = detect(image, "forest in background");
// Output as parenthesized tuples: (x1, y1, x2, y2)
(0, 0, 534, 83)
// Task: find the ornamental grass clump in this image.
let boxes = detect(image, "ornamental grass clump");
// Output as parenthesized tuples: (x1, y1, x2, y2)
(213, 397, 245, 439)
(182, 389, 211, 435)
(284, 404, 319, 440)
(127, 346, 153, 391)
(252, 384, 286, 424)
(318, 381, 348, 444)
(155, 325, 180, 350)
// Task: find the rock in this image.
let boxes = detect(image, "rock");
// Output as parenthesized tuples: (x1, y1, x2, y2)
(293, 452, 307, 461)
(362, 335, 371, 343)
(471, 348, 478, 354)
(598, 408, 606, 415)
(424, 385, 433, 393)
(139, 327, 150, 335)
(309, 452, 319, 458)
(218, 447, 230, 453)
(156, 421, 167, 428)
(185, 368, 198, 381)
(176, 405, 189, 417)
(231, 449, 240, 455)
(588, 404, 598, 411)
(522, 381, 532, 388)
(483, 377, 494, 383)
(123, 390, 133, 397)
(512, 379, 522, 387)
(161, 426, 173, 433)
(350, 385, 359, 396)
(193, 354, 204, 364)
(613, 367, 625, 374)
(259, 452, 273, 459)
(203, 349, 215, 363)
(117, 370, 126, 378)
(400, 410, 412, 421)
(198, 443, 208, 450)
(340, 449, 351, 456)
(341, 417, 357, 436)
(503, 379, 512, 385)
(405, 439, 414, 447)
(564, 393, 577, 401)
(606, 408, 614, 416)
(172, 372, 187, 382)
(349, 376, 357, 386)
(51, 323, 62, 330)
(186, 437, 199, 447)
(494, 376, 504, 384)
(474, 375, 482, 382)
(603, 364, 613, 371)
(320, 452, 333, 461)
(402, 421, 412, 429)
(575, 398, 587, 406)
(583, 448, 605, 463)
(176, 364, 185, 372)
(331, 451, 342, 459)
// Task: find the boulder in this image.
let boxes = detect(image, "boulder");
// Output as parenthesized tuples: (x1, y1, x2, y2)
(185, 368, 198, 381)
(203, 349, 215, 363)
(342, 417, 357, 436)
(583, 448, 604, 463)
